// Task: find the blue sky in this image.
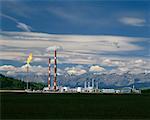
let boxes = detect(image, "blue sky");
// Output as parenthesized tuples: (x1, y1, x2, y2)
(1, 0, 149, 37)
(0, 0, 150, 76)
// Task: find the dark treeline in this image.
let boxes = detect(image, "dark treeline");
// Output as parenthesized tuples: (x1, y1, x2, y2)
(141, 89, 150, 94)
(0, 74, 45, 90)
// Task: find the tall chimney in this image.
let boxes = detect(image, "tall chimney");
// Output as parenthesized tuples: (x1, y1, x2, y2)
(88, 81, 90, 88)
(26, 65, 29, 90)
(54, 49, 57, 91)
(133, 85, 135, 89)
(92, 79, 94, 88)
(48, 58, 51, 90)
(96, 82, 99, 89)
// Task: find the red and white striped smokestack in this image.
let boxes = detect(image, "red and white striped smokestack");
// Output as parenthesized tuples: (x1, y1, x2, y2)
(48, 58, 51, 90)
(54, 49, 57, 91)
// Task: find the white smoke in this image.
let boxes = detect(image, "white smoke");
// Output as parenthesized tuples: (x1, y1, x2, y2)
(46, 46, 63, 52)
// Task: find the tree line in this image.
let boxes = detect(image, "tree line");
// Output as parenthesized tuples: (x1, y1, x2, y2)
(0, 74, 45, 90)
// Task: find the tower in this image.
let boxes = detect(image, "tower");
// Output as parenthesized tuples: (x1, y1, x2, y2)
(96, 82, 99, 89)
(26, 65, 29, 90)
(88, 81, 90, 88)
(92, 79, 94, 88)
(48, 58, 51, 90)
(54, 49, 57, 91)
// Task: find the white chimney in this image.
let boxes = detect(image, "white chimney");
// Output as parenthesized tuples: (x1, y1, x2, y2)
(88, 81, 90, 88)
(92, 79, 94, 88)
(96, 82, 99, 89)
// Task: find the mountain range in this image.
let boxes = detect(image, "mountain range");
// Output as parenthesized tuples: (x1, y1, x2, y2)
(3, 72, 150, 89)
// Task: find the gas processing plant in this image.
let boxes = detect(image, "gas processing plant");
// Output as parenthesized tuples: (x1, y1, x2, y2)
(25, 49, 141, 94)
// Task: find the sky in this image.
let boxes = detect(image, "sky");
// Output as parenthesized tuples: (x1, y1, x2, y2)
(0, 0, 150, 77)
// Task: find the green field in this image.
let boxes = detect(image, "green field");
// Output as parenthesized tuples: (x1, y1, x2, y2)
(1, 93, 150, 119)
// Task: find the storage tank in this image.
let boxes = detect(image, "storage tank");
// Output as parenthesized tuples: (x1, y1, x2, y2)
(115, 90, 120, 94)
(77, 87, 82, 93)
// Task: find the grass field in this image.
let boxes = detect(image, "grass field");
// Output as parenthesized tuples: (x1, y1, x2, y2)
(1, 93, 150, 119)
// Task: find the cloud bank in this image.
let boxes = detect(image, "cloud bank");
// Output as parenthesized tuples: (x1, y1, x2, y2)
(0, 31, 149, 78)
(1, 31, 148, 65)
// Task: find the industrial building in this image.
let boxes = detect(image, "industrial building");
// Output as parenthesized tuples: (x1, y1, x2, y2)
(101, 89, 116, 93)
(25, 49, 141, 94)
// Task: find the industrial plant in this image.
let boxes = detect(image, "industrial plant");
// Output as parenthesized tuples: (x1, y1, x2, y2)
(25, 50, 141, 94)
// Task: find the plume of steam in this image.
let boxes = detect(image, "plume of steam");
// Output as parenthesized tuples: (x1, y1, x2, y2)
(46, 46, 63, 52)
(26, 53, 32, 64)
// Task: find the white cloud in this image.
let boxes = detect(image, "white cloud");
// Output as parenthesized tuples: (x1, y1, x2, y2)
(108, 58, 150, 75)
(20, 64, 47, 73)
(33, 58, 43, 62)
(17, 22, 32, 32)
(0, 65, 17, 71)
(134, 59, 145, 64)
(119, 17, 146, 27)
(118, 67, 129, 72)
(1, 14, 18, 23)
(102, 59, 112, 66)
(89, 65, 105, 72)
(102, 59, 125, 67)
(1, 58, 150, 77)
(0, 64, 65, 77)
(6, 71, 16, 76)
(1, 14, 32, 32)
(65, 67, 87, 75)
(21, 64, 31, 70)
